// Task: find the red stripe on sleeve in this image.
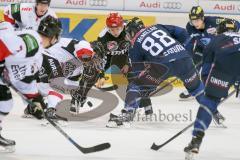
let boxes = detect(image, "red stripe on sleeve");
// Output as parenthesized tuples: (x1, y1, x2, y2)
(24, 93, 40, 99)
(0, 39, 12, 61)
(49, 91, 63, 100)
(4, 14, 15, 24)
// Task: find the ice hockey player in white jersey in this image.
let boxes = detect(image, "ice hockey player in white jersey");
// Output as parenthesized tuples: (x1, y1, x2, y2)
(22, 15, 64, 121)
(47, 37, 106, 114)
(3, 0, 57, 31)
(0, 21, 20, 153)
(0, 16, 62, 152)
(0, 22, 43, 153)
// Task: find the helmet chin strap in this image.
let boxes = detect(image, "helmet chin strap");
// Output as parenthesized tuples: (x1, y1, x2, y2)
(44, 36, 57, 49)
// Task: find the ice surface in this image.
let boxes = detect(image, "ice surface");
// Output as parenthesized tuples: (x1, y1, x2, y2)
(1, 88, 240, 160)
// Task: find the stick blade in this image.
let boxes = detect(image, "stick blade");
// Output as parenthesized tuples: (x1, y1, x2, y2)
(99, 85, 118, 91)
(151, 143, 160, 151)
(81, 143, 111, 154)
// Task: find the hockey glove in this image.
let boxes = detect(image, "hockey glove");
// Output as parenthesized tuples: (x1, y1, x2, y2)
(95, 77, 105, 88)
(90, 41, 106, 58)
(44, 108, 57, 119)
(70, 89, 87, 112)
(26, 95, 46, 119)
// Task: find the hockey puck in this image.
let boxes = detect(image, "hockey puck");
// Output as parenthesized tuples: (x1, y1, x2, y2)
(87, 101, 93, 107)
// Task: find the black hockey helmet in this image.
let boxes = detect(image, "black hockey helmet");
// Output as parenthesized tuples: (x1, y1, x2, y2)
(36, 0, 51, 5)
(189, 6, 204, 21)
(216, 19, 238, 34)
(38, 15, 62, 39)
(125, 17, 145, 40)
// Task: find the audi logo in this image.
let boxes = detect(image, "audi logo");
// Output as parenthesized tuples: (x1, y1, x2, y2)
(89, 0, 107, 6)
(238, 5, 240, 12)
(163, 2, 182, 9)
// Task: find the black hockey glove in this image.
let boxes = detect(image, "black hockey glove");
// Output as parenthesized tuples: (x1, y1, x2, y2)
(26, 95, 46, 119)
(82, 62, 100, 82)
(71, 89, 87, 109)
(90, 41, 106, 58)
(44, 107, 57, 119)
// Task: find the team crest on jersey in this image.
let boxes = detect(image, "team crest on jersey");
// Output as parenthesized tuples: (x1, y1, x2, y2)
(107, 41, 118, 51)
(207, 27, 217, 34)
(119, 41, 130, 50)
(39, 66, 45, 75)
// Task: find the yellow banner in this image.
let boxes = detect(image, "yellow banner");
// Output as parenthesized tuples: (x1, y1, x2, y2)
(0, 10, 183, 87)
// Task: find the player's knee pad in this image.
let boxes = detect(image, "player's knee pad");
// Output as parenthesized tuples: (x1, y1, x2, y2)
(205, 68, 232, 99)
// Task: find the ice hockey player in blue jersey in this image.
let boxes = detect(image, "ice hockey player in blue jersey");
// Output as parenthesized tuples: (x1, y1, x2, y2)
(184, 19, 240, 160)
(106, 17, 216, 128)
(179, 6, 240, 101)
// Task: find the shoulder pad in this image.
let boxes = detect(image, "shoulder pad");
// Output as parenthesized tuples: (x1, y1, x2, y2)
(11, 3, 21, 23)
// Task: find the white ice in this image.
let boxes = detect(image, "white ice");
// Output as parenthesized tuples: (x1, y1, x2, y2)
(1, 88, 240, 160)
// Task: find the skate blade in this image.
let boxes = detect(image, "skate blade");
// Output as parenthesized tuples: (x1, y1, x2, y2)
(106, 121, 131, 128)
(179, 97, 195, 101)
(212, 120, 227, 129)
(21, 114, 34, 119)
(41, 120, 68, 127)
(185, 151, 197, 160)
(0, 145, 15, 153)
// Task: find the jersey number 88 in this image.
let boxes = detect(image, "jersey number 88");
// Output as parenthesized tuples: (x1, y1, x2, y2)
(142, 30, 176, 56)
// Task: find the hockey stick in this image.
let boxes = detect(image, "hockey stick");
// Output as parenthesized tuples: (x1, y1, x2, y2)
(95, 84, 118, 91)
(6, 81, 111, 154)
(151, 89, 236, 151)
(149, 77, 178, 96)
(151, 122, 194, 151)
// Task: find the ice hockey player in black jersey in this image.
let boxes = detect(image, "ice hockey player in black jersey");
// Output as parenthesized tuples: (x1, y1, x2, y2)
(92, 13, 153, 115)
(179, 6, 240, 101)
(184, 19, 240, 160)
(96, 12, 130, 74)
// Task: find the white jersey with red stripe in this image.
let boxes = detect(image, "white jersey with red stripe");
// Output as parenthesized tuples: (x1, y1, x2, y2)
(47, 38, 93, 78)
(4, 3, 57, 31)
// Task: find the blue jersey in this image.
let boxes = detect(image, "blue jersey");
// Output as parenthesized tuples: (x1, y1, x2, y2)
(186, 16, 240, 53)
(202, 32, 240, 79)
(129, 24, 191, 73)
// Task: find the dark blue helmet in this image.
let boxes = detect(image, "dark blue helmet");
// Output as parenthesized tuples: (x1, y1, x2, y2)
(189, 6, 204, 21)
(217, 19, 238, 34)
(125, 17, 145, 40)
(36, 0, 51, 5)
